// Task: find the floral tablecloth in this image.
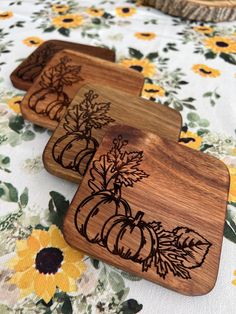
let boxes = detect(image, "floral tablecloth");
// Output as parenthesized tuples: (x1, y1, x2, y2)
(0, 0, 236, 313)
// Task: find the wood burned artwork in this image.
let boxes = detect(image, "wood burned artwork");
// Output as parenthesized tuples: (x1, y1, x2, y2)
(43, 84, 182, 183)
(10, 40, 116, 90)
(21, 50, 144, 130)
(63, 125, 230, 295)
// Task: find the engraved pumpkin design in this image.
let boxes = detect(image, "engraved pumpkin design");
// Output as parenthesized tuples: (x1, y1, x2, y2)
(52, 90, 114, 175)
(28, 56, 83, 121)
(75, 135, 212, 279)
(53, 131, 99, 175)
(75, 188, 132, 245)
(102, 211, 159, 270)
(16, 43, 59, 83)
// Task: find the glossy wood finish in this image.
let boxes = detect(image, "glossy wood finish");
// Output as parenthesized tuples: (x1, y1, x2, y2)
(20, 50, 144, 130)
(144, 0, 236, 22)
(10, 40, 116, 90)
(63, 125, 229, 296)
(43, 84, 182, 183)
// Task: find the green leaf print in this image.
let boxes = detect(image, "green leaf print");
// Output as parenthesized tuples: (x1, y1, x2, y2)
(48, 191, 69, 229)
(0, 181, 18, 202)
(120, 299, 143, 314)
(128, 48, 143, 59)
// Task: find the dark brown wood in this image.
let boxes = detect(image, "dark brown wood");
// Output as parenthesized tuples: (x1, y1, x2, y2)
(43, 84, 182, 183)
(63, 125, 229, 296)
(10, 40, 116, 91)
(143, 0, 236, 22)
(20, 50, 144, 130)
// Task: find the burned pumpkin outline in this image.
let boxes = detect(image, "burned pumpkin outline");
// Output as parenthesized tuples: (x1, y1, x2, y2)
(15, 42, 61, 84)
(52, 89, 115, 176)
(28, 55, 83, 121)
(74, 135, 212, 279)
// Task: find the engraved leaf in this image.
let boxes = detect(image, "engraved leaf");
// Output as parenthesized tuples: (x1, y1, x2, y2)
(155, 230, 191, 279)
(115, 151, 149, 187)
(88, 103, 115, 129)
(173, 227, 212, 269)
(39, 56, 83, 89)
(63, 105, 82, 133)
(88, 155, 114, 193)
(60, 65, 83, 86)
(79, 91, 115, 129)
(40, 67, 61, 89)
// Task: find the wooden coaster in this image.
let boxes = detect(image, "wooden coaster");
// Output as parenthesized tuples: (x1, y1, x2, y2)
(43, 84, 182, 183)
(144, 0, 236, 22)
(20, 50, 144, 130)
(63, 125, 229, 295)
(10, 40, 115, 91)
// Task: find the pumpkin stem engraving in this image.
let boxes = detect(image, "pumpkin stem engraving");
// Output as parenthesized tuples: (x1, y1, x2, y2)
(74, 135, 212, 279)
(52, 90, 115, 176)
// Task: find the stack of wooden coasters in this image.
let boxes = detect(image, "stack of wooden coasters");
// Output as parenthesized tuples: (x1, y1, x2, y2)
(11, 40, 230, 296)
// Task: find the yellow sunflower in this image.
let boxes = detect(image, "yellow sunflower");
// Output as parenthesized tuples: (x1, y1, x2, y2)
(120, 58, 156, 78)
(115, 7, 136, 17)
(0, 11, 13, 19)
(135, 32, 156, 40)
(192, 64, 220, 78)
(86, 8, 104, 17)
(7, 96, 23, 114)
(142, 83, 165, 98)
(232, 270, 236, 286)
(228, 167, 236, 203)
(22, 37, 44, 47)
(204, 36, 236, 54)
(51, 4, 69, 13)
(179, 130, 202, 150)
(7, 225, 86, 303)
(193, 26, 213, 34)
(52, 14, 83, 29)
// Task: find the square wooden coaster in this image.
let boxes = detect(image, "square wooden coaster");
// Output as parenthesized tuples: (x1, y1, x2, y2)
(20, 50, 144, 130)
(43, 84, 182, 183)
(10, 40, 115, 91)
(63, 125, 229, 296)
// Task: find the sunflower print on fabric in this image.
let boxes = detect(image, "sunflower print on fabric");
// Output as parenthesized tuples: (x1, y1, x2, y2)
(7, 225, 86, 303)
(135, 32, 156, 40)
(0, 11, 13, 19)
(120, 58, 156, 77)
(192, 64, 221, 78)
(193, 26, 213, 34)
(179, 127, 202, 150)
(86, 8, 104, 17)
(204, 36, 236, 54)
(22, 37, 44, 47)
(7, 96, 23, 114)
(142, 83, 165, 98)
(232, 270, 236, 286)
(52, 14, 84, 29)
(228, 167, 236, 203)
(51, 4, 69, 13)
(115, 7, 136, 17)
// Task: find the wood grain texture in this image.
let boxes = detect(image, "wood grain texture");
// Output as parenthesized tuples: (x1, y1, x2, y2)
(63, 125, 229, 296)
(43, 84, 182, 183)
(10, 40, 116, 91)
(143, 0, 236, 22)
(20, 50, 144, 130)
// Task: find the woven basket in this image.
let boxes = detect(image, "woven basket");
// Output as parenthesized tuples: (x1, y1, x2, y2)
(143, 0, 236, 22)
